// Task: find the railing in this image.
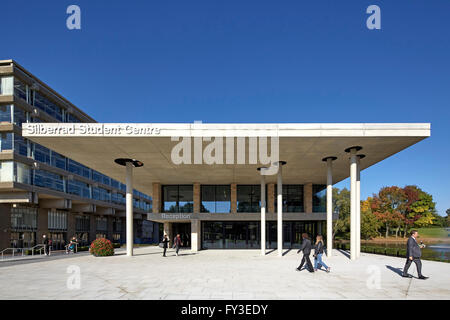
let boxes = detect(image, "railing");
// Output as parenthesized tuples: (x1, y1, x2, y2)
(1, 244, 47, 260)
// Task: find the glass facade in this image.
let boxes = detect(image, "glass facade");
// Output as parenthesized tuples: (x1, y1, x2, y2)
(162, 185, 193, 213)
(202, 221, 319, 249)
(0, 74, 152, 212)
(34, 170, 65, 192)
(237, 185, 261, 213)
(313, 184, 326, 212)
(201, 185, 231, 213)
(274, 184, 304, 212)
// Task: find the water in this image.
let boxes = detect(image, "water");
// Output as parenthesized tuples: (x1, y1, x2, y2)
(361, 241, 450, 262)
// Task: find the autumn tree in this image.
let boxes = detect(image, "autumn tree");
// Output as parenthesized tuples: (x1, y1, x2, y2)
(371, 186, 407, 238)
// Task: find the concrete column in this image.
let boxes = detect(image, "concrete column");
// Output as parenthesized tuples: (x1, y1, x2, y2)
(230, 183, 237, 213)
(193, 183, 201, 213)
(89, 214, 96, 242)
(67, 211, 76, 240)
(191, 219, 201, 252)
(152, 183, 161, 213)
(126, 162, 134, 257)
(163, 222, 172, 244)
(258, 168, 266, 256)
(349, 149, 357, 261)
(322, 156, 337, 257)
(304, 183, 313, 213)
(276, 162, 286, 257)
(37, 208, 49, 242)
(107, 215, 114, 241)
(267, 183, 275, 214)
(356, 155, 363, 259)
(0, 204, 11, 249)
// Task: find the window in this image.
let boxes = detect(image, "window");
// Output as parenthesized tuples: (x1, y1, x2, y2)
(66, 113, 81, 123)
(75, 215, 90, 232)
(48, 210, 67, 231)
(13, 106, 27, 127)
(111, 192, 125, 205)
(274, 185, 304, 212)
(111, 179, 119, 189)
(237, 185, 261, 213)
(0, 132, 13, 151)
(162, 185, 193, 213)
(67, 179, 91, 198)
(51, 151, 66, 170)
(201, 185, 231, 213)
(15, 162, 31, 184)
(11, 207, 37, 230)
(33, 170, 65, 192)
(33, 91, 63, 121)
(13, 78, 27, 101)
(0, 161, 14, 182)
(96, 216, 108, 231)
(0, 77, 14, 95)
(313, 184, 327, 212)
(14, 134, 28, 157)
(0, 105, 12, 122)
(34, 144, 51, 165)
(68, 159, 91, 179)
(92, 186, 110, 202)
(113, 218, 122, 233)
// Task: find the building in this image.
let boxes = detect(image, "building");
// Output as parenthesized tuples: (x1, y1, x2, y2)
(22, 120, 430, 259)
(0, 60, 157, 251)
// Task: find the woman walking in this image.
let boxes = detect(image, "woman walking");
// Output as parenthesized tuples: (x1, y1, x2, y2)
(173, 234, 183, 256)
(313, 235, 330, 273)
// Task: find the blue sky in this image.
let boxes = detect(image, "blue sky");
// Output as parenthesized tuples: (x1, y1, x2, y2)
(2, 1, 449, 215)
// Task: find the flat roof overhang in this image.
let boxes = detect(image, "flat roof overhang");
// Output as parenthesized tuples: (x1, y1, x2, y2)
(22, 123, 430, 196)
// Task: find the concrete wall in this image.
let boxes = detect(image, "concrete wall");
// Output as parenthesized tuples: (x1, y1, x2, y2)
(0, 204, 11, 249)
(230, 183, 237, 213)
(304, 183, 313, 214)
(152, 183, 161, 213)
(37, 208, 49, 241)
(268, 183, 275, 214)
(193, 182, 200, 213)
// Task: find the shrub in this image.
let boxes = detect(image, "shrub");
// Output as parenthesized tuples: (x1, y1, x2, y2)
(90, 238, 114, 257)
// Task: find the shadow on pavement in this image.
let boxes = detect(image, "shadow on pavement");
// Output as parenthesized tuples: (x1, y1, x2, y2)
(386, 265, 404, 277)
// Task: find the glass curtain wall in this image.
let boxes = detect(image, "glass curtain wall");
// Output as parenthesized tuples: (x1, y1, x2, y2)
(201, 185, 231, 213)
(162, 185, 193, 213)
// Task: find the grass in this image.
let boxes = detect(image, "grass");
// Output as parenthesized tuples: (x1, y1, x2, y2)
(416, 227, 448, 238)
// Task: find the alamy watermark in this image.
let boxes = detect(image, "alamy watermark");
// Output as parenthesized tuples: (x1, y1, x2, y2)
(66, 265, 81, 290)
(170, 136, 280, 175)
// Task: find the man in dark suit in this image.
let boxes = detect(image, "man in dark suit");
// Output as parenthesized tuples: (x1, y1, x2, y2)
(402, 230, 428, 279)
(162, 234, 169, 257)
(296, 233, 314, 273)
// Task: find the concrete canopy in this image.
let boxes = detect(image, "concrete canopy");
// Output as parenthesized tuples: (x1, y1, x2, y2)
(22, 123, 430, 196)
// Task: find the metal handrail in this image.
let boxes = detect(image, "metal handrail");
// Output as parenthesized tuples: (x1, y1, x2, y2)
(1, 243, 48, 260)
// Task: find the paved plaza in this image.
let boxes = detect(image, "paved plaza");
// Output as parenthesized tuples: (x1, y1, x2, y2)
(0, 246, 449, 300)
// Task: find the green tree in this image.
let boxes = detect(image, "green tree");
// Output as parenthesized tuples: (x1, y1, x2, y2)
(331, 187, 350, 240)
(410, 188, 437, 228)
(360, 197, 382, 239)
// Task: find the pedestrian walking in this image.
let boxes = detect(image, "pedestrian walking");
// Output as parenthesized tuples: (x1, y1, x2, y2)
(161, 234, 169, 257)
(296, 233, 314, 273)
(402, 230, 428, 279)
(313, 235, 330, 273)
(42, 234, 50, 256)
(173, 234, 183, 256)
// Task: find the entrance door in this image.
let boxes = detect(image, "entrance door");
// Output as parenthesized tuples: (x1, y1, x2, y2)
(171, 223, 191, 248)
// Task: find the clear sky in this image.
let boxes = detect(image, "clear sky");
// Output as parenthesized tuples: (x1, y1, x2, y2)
(2, 0, 449, 215)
